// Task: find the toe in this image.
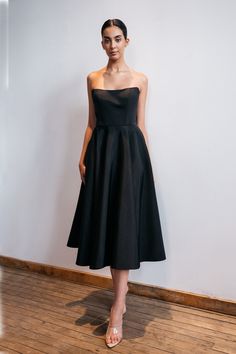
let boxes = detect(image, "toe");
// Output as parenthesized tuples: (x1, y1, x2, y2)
(106, 333, 111, 344)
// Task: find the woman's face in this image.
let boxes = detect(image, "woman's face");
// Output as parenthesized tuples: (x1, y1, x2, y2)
(101, 26, 129, 60)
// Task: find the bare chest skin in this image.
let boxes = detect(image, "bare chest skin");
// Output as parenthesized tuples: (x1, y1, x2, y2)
(92, 68, 142, 90)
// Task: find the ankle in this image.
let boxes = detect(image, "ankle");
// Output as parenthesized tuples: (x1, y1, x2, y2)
(112, 302, 125, 312)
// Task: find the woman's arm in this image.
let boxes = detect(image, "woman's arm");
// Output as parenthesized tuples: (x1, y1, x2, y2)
(136, 74, 149, 150)
(79, 73, 96, 184)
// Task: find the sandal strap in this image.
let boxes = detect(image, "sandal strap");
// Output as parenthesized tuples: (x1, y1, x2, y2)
(106, 323, 123, 335)
(108, 324, 122, 328)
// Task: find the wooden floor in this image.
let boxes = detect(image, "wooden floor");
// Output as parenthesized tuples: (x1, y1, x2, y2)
(1, 266, 236, 354)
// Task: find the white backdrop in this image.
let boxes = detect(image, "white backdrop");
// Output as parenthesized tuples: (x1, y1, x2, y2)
(1, 0, 236, 301)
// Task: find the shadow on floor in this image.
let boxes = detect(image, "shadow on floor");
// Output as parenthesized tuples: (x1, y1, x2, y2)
(65, 288, 171, 340)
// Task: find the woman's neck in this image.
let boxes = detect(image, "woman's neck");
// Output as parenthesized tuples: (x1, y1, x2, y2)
(105, 58, 130, 74)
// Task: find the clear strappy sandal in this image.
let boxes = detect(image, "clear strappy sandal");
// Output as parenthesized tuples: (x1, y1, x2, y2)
(105, 304, 126, 348)
(105, 319, 123, 348)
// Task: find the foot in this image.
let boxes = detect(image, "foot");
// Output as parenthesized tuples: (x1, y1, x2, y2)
(105, 321, 123, 348)
(105, 306, 124, 348)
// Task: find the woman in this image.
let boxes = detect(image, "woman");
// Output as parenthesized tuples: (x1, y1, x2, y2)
(67, 18, 166, 348)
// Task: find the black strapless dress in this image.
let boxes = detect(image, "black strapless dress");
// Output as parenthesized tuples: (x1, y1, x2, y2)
(66, 87, 166, 269)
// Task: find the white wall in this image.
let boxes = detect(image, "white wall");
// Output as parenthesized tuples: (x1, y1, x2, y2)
(1, 0, 236, 301)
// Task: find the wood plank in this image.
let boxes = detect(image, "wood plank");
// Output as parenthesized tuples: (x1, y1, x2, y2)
(2, 293, 229, 353)
(3, 280, 235, 348)
(3, 306, 181, 353)
(3, 279, 236, 338)
(0, 337, 45, 354)
(0, 345, 21, 353)
(4, 322, 98, 354)
(1, 263, 236, 353)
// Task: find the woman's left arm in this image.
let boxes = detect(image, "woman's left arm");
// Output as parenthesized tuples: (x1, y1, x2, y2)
(137, 74, 149, 150)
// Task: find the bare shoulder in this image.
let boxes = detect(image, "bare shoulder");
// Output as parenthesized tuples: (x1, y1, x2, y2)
(86, 71, 97, 88)
(87, 68, 103, 80)
(131, 69, 148, 92)
(87, 67, 105, 89)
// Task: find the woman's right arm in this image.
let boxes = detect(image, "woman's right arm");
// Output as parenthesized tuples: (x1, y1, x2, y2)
(79, 73, 96, 184)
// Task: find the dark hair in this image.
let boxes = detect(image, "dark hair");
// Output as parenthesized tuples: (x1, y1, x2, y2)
(101, 19, 127, 40)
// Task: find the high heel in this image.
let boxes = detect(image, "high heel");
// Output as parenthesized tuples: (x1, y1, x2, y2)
(105, 305, 125, 348)
(105, 318, 123, 348)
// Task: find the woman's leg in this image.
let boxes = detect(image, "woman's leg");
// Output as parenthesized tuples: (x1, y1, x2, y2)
(110, 268, 129, 309)
(106, 267, 129, 345)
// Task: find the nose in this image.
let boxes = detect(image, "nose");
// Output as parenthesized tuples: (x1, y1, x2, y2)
(111, 40, 116, 48)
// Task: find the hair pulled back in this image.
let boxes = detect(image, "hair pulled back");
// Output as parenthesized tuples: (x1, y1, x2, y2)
(101, 19, 128, 40)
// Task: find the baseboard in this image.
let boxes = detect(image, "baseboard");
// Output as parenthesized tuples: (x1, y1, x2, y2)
(0, 255, 235, 317)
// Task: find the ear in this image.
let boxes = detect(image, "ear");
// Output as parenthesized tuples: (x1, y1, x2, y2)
(125, 38, 130, 47)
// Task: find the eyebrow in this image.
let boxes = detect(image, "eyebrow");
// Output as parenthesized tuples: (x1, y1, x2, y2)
(103, 35, 122, 39)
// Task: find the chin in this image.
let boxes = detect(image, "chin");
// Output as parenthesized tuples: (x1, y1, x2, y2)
(109, 54, 120, 60)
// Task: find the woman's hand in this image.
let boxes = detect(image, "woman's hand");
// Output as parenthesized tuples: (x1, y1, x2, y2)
(79, 161, 86, 185)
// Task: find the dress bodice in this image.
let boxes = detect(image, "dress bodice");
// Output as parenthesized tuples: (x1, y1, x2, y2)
(92, 87, 140, 126)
